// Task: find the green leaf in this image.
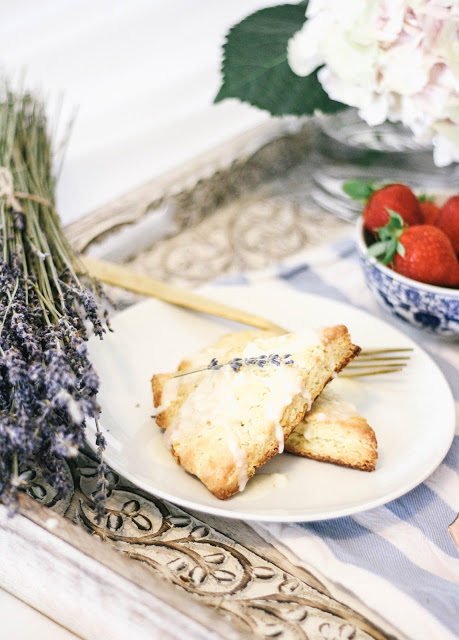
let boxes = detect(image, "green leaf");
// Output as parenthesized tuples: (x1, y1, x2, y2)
(377, 226, 390, 241)
(367, 236, 399, 264)
(214, 3, 347, 116)
(385, 209, 404, 229)
(366, 240, 391, 259)
(342, 180, 375, 202)
(370, 209, 406, 264)
(396, 241, 405, 258)
(375, 210, 405, 241)
(381, 237, 398, 264)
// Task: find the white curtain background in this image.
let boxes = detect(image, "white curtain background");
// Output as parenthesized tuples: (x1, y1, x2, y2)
(0, 0, 282, 224)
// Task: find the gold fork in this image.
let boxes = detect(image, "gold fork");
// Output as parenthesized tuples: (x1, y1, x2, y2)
(82, 256, 412, 377)
(343, 348, 412, 377)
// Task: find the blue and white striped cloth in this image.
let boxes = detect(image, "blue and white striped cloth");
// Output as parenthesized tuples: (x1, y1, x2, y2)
(228, 233, 458, 640)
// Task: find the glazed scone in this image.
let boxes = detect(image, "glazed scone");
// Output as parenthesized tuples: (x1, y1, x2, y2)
(151, 327, 360, 499)
(286, 385, 378, 471)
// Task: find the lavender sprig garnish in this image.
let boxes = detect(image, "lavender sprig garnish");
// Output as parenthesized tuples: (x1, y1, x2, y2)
(0, 90, 109, 519)
(173, 353, 294, 378)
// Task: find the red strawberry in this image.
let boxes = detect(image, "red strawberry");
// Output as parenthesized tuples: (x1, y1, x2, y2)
(393, 225, 459, 288)
(418, 200, 440, 225)
(369, 213, 459, 288)
(436, 195, 459, 254)
(362, 184, 422, 232)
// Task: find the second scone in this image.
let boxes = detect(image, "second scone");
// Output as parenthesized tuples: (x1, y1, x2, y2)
(152, 327, 360, 499)
(286, 385, 378, 471)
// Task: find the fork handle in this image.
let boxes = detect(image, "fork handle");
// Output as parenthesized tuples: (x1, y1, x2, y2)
(81, 256, 287, 334)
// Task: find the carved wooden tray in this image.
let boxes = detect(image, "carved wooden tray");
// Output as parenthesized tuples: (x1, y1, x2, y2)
(0, 119, 405, 640)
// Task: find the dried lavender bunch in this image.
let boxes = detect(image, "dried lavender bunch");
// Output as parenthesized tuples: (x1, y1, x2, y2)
(173, 353, 294, 378)
(0, 90, 109, 516)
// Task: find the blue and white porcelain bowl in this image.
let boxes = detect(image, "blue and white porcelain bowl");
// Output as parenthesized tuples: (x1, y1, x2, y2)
(356, 218, 459, 338)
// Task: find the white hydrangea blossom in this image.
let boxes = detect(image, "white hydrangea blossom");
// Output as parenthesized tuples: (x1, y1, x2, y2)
(288, 0, 459, 166)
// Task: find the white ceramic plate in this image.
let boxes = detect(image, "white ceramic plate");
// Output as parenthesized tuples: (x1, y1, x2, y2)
(86, 281, 455, 522)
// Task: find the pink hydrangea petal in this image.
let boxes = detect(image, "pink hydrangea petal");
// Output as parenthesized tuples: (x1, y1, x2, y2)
(287, 0, 459, 166)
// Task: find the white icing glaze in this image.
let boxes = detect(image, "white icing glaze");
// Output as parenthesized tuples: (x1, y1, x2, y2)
(301, 387, 312, 410)
(242, 329, 322, 361)
(224, 371, 249, 491)
(236, 473, 289, 502)
(160, 363, 305, 490)
(163, 367, 249, 491)
(264, 366, 305, 453)
(308, 387, 357, 422)
(226, 432, 249, 491)
(154, 376, 181, 416)
(157, 328, 329, 493)
(148, 428, 177, 469)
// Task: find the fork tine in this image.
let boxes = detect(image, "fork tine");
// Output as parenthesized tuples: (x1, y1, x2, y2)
(341, 367, 405, 377)
(346, 362, 408, 369)
(347, 359, 409, 368)
(359, 347, 413, 355)
(351, 356, 410, 362)
(340, 346, 412, 377)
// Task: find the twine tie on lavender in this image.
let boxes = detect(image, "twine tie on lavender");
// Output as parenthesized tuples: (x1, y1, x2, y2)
(0, 167, 23, 212)
(0, 166, 56, 213)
